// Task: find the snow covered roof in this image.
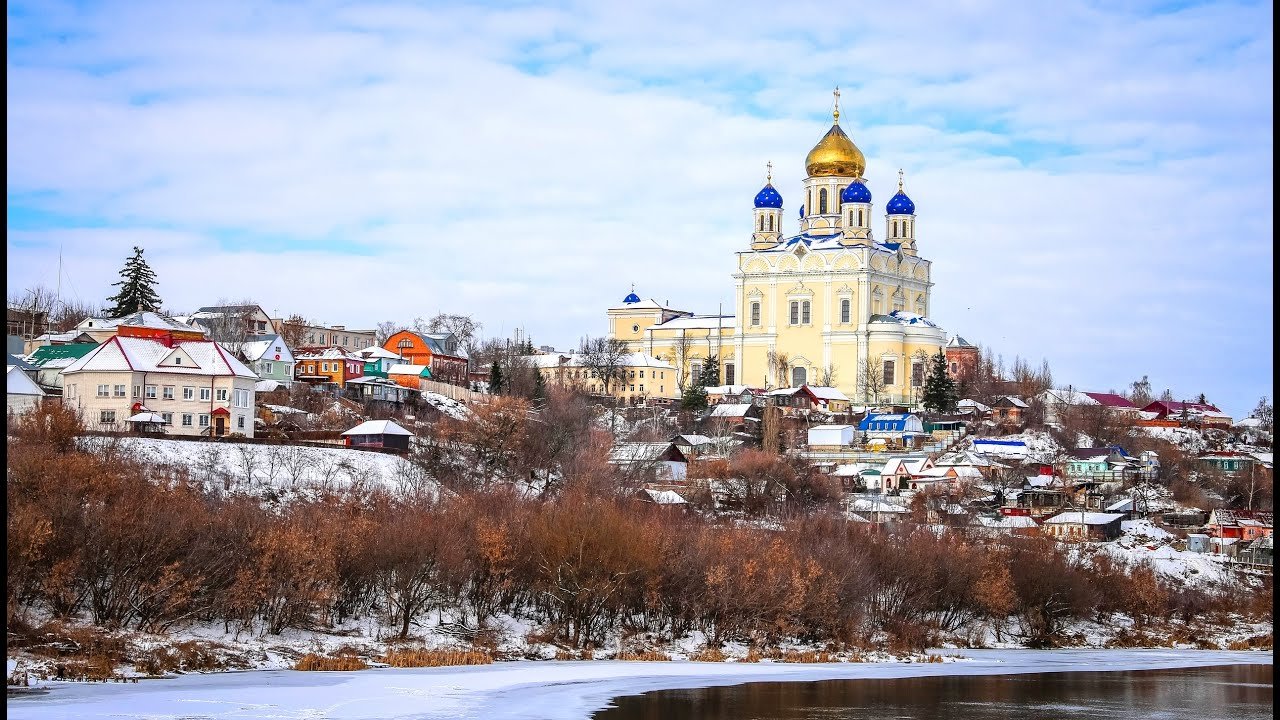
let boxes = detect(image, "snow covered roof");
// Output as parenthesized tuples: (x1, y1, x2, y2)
(523, 352, 675, 370)
(255, 379, 285, 393)
(342, 420, 413, 436)
(263, 404, 309, 416)
(672, 434, 714, 446)
(709, 403, 752, 418)
(239, 336, 292, 363)
(126, 411, 167, 423)
(63, 336, 257, 379)
(704, 384, 753, 395)
(7, 365, 45, 396)
(295, 347, 365, 361)
(804, 385, 850, 402)
(956, 399, 990, 413)
(867, 310, 939, 328)
(947, 335, 976, 348)
(1043, 511, 1125, 525)
(388, 364, 431, 376)
(994, 396, 1029, 408)
(25, 343, 98, 367)
(79, 311, 201, 333)
(978, 515, 1038, 528)
(848, 497, 909, 513)
(642, 489, 688, 505)
(609, 442, 680, 463)
(357, 345, 402, 360)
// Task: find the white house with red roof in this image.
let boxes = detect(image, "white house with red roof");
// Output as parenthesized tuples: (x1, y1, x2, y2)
(62, 335, 259, 437)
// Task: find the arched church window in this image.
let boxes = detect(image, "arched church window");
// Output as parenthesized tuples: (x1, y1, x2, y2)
(857, 209, 863, 227)
(750, 302, 761, 326)
(801, 301, 811, 324)
(840, 299, 851, 324)
(792, 366, 807, 387)
(768, 215, 774, 232)
(818, 189, 828, 215)
(759, 216, 764, 231)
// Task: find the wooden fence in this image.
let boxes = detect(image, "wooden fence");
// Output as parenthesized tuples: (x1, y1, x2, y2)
(419, 378, 489, 404)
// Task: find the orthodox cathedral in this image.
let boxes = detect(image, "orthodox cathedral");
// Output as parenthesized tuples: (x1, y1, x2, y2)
(608, 89, 946, 405)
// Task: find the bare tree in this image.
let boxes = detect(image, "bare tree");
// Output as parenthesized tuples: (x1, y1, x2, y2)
(426, 313, 482, 357)
(857, 356, 886, 405)
(374, 320, 406, 346)
(278, 314, 310, 349)
(579, 336, 630, 395)
(7, 285, 56, 338)
(819, 363, 839, 387)
(765, 349, 791, 388)
(198, 298, 262, 353)
(668, 332, 695, 390)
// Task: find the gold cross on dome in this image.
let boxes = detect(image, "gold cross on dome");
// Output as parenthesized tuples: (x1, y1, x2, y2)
(766, 160, 773, 183)
(833, 86, 841, 123)
(898, 168, 905, 190)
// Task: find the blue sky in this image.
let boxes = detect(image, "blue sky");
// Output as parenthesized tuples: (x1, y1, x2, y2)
(6, 0, 1273, 419)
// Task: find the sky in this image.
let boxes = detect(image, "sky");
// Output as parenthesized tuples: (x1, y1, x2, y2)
(6, 0, 1273, 419)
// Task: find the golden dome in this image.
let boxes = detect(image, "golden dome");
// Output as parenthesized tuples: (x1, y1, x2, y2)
(805, 123, 865, 178)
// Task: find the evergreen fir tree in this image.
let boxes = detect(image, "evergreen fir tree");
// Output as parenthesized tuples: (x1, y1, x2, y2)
(489, 361, 504, 395)
(532, 369, 547, 407)
(681, 383, 708, 411)
(698, 355, 720, 388)
(104, 246, 162, 317)
(922, 349, 958, 413)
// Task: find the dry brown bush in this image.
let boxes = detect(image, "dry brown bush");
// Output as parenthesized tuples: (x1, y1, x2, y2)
(379, 648, 493, 667)
(1227, 633, 1272, 651)
(689, 646, 726, 662)
(615, 650, 670, 661)
(293, 653, 369, 671)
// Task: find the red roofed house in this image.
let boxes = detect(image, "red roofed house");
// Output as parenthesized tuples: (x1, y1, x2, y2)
(1206, 509, 1273, 542)
(1142, 400, 1232, 428)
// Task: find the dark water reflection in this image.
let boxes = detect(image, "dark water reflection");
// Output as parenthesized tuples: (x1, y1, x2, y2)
(594, 664, 1273, 720)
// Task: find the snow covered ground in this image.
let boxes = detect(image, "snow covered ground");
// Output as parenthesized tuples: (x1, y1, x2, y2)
(7, 649, 1270, 720)
(82, 436, 433, 497)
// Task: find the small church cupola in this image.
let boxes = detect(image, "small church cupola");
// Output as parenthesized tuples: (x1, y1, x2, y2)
(751, 161, 784, 250)
(623, 285, 641, 304)
(801, 87, 863, 237)
(885, 169, 917, 255)
(840, 178, 873, 245)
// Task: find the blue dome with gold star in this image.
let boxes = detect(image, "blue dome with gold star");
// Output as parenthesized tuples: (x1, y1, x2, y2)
(886, 189, 915, 215)
(754, 183, 783, 209)
(623, 292, 641, 304)
(841, 181, 871, 203)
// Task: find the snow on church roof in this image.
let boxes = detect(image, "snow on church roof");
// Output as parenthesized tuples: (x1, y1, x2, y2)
(652, 315, 734, 331)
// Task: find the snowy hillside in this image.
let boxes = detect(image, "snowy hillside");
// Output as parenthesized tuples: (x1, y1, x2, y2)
(78, 436, 436, 498)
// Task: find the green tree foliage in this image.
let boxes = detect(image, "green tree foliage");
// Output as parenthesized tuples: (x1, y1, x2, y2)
(681, 383, 708, 411)
(532, 369, 547, 407)
(921, 350, 958, 413)
(488, 361, 504, 395)
(698, 355, 720, 388)
(104, 246, 162, 317)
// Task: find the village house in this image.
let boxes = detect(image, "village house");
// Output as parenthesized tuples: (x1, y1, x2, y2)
(272, 318, 377, 354)
(383, 330, 469, 386)
(877, 456, 934, 493)
(61, 334, 258, 437)
(387, 363, 433, 390)
(703, 384, 765, 405)
(1205, 509, 1273, 542)
(344, 375, 413, 405)
(990, 395, 1029, 425)
(857, 413, 925, 449)
(807, 424, 855, 449)
(341, 419, 413, 452)
(1062, 446, 1135, 481)
(765, 384, 852, 414)
(525, 351, 679, 403)
(357, 345, 403, 378)
(294, 347, 366, 389)
(23, 342, 97, 395)
(7, 363, 46, 415)
(1141, 400, 1232, 428)
(1036, 389, 1138, 425)
(238, 334, 295, 388)
(1041, 511, 1125, 541)
(608, 441, 689, 482)
(1197, 451, 1256, 476)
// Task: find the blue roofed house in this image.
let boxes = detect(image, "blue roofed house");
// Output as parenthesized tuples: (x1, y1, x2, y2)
(858, 413, 925, 447)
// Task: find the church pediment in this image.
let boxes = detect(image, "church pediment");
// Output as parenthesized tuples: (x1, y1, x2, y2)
(784, 282, 813, 297)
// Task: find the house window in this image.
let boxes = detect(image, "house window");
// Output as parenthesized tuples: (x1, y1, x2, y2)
(801, 301, 811, 324)
(145, 385, 157, 399)
(114, 385, 127, 397)
(174, 357, 181, 365)
(99, 410, 116, 425)
(950, 362, 958, 374)
(750, 302, 761, 326)
(840, 298, 851, 324)
(200, 388, 211, 401)
(198, 414, 210, 428)
(725, 363, 735, 385)
(639, 371, 645, 378)
(790, 301, 800, 325)
(321, 362, 328, 372)
(792, 366, 807, 386)
(162, 386, 174, 400)
(183, 386, 195, 400)
(262, 361, 273, 374)
(882, 360, 895, 386)
(912, 362, 925, 388)
(161, 412, 173, 425)
(640, 384, 645, 392)
(216, 388, 228, 401)
(132, 385, 141, 398)
(237, 415, 245, 430)
(97, 384, 110, 397)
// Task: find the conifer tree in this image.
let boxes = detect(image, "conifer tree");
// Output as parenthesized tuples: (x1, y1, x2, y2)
(532, 368, 547, 407)
(922, 349, 958, 413)
(489, 361, 504, 395)
(104, 246, 162, 317)
(681, 383, 708, 411)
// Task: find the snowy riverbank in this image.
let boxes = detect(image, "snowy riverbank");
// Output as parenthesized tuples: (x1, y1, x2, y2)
(7, 649, 1271, 720)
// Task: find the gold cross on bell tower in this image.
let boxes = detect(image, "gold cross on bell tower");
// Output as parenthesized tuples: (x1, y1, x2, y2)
(832, 86, 841, 123)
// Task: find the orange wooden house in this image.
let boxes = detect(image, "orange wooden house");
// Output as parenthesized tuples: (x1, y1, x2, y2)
(294, 347, 365, 388)
(382, 330, 469, 386)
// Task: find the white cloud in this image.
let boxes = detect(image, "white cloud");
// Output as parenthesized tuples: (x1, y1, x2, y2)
(5, 0, 1273, 418)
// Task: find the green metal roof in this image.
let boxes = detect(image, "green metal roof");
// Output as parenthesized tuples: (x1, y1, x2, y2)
(26, 343, 98, 366)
